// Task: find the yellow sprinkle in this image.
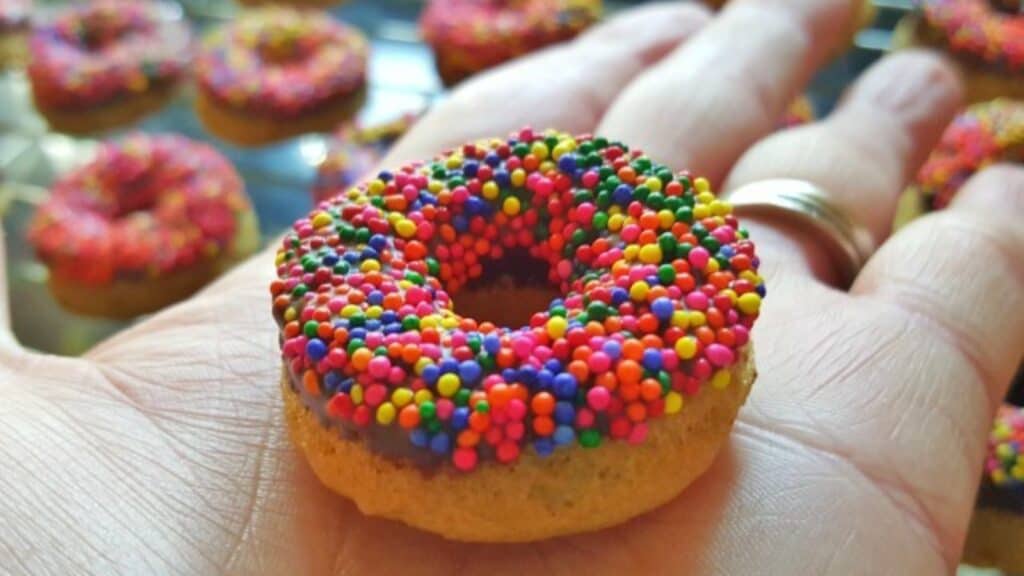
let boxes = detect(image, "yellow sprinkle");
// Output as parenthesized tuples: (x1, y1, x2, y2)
(705, 259, 720, 273)
(360, 260, 381, 273)
(428, 180, 444, 193)
(503, 196, 521, 216)
(392, 388, 414, 407)
(350, 384, 364, 404)
(547, 316, 568, 339)
(638, 244, 662, 264)
(607, 213, 624, 232)
(275, 252, 286, 265)
(365, 305, 382, 319)
(710, 199, 731, 216)
(671, 310, 689, 328)
(368, 179, 385, 194)
(697, 191, 715, 205)
(629, 281, 650, 301)
(441, 317, 458, 329)
(438, 374, 461, 397)
(511, 168, 526, 187)
(482, 181, 499, 200)
(414, 388, 434, 405)
(341, 304, 360, 318)
(311, 212, 332, 228)
(675, 336, 697, 360)
(395, 219, 416, 238)
(531, 142, 549, 160)
(689, 311, 707, 327)
(445, 155, 463, 169)
(694, 177, 710, 193)
(711, 369, 731, 390)
(414, 358, 432, 375)
(623, 244, 639, 262)
(421, 315, 440, 329)
(693, 204, 710, 220)
(657, 209, 675, 229)
(664, 391, 684, 414)
(376, 402, 396, 425)
(737, 293, 762, 315)
(645, 177, 662, 192)
(283, 307, 297, 322)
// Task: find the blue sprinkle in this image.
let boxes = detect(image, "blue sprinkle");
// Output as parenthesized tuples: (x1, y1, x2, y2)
(421, 364, 440, 385)
(610, 287, 629, 305)
(485, 152, 501, 167)
(483, 334, 501, 354)
(349, 327, 367, 340)
(502, 368, 517, 382)
(378, 170, 393, 182)
(518, 365, 537, 386)
(306, 339, 327, 361)
(338, 378, 354, 393)
(451, 407, 470, 430)
(439, 358, 459, 374)
(613, 184, 634, 205)
(459, 361, 482, 384)
(554, 401, 575, 425)
(553, 373, 577, 399)
(321, 254, 339, 266)
(367, 291, 384, 305)
(368, 234, 388, 251)
(453, 215, 469, 232)
(557, 154, 577, 173)
(553, 425, 576, 445)
(380, 311, 397, 324)
(642, 348, 663, 372)
(364, 319, 381, 331)
(429, 432, 451, 454)
(537, 369, 554, 388)
(360, 247, 379, 261)
(462, 161, 478, 178)
(544, 358, 563, 373)
(651, 297, 674, 321)
(603, 340, 622, 360)
(534, 438, 555, 457)
(323, 372, 342, 394)
(410, 428, 429, 448)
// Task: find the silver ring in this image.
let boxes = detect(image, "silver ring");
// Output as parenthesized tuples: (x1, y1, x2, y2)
(724, 179, 875, 286)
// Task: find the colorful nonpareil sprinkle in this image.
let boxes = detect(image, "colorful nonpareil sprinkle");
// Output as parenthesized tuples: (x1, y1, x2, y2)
(196, 6, 367, 118)
(271, 128, 765, 472)
(914, 99, 1024, 209)
(420, 0, 601, 78)
(27, 0, 190, 109)
(313, 112, 423, 203)
(987, 405, 1024, 490)
(0, 0, 32, 32)
(29, 134, 251, 285)
(921, 0, 1024, 70)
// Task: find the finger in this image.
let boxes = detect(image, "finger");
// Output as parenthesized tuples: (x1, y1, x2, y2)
(383, 3, 710, 168)
(723, 51, 963, 284)
(597, 0, 863, 183)
(853, 165, 1024, 406)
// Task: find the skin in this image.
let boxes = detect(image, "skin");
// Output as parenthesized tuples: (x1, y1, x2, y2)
(1, 1, 1022, 574)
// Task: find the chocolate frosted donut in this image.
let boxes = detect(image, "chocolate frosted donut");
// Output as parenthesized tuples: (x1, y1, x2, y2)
(273, 128, 765, 541)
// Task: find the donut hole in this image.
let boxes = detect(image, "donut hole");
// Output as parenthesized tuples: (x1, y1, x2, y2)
(450, 248, 560, 329)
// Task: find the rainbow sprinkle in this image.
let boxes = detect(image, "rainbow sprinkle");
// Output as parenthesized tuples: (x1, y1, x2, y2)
(921, 0, 1024, 71)
(29, 134, 251, 285)
(27, 0, 190, 109)
(914, 99, 1024, 210)
(272, 128, 765, 472)
(420, 0, 601, 81)
(987, 405, 1024, 490)
(313, 113, 423, 203)
(196, 6, 367, 118)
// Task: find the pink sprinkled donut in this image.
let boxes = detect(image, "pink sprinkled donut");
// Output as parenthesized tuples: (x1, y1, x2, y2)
(895, 0, 1024, 103)
(195, 6, 368, 146)
(420, 0, 601, 86)
(274, 128, 765, 541)
(27, 0, 191, 134)
(29, 134, 258, 318)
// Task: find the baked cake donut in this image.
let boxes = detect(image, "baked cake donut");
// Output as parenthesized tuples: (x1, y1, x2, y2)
(0, 0, 32, 69)
(911, 99, 1024, 211)
(27, 0, 191, 134)
(963, 404, 1024, 574)
(29, 134, 259, 318)
(420, 0, 602, 86)
(893, 1, 1024, 103)
(195, 6, 368, 147)
(312, 113, 422, 204)
(272, 128, 765, 541)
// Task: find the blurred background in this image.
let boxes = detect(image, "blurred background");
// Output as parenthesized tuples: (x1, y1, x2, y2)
(0, 0, 916, 355)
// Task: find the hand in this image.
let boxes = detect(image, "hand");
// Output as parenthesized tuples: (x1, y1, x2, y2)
(2, 1, 1021, 574)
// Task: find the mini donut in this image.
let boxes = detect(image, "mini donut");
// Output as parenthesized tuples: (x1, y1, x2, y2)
(963, 404, 1024, 574)
(893, 1, 1024, 104)
(420, 0, 602, 86)
(911, 99, 1024, 211)
(195, 7, 368, 147)
(29, 134, 259, 318)
(27, 0, 191, 134)
(0, 0, 32, 69)
(312, 113, 422, 204)
(273, 128, 765, 541)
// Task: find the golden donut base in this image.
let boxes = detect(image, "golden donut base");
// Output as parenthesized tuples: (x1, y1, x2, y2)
(32, 82, 179, 136)
(284, 347, 755, 542)
(962, 507, 1024, 575)
(46, 210, 259, 319)
(892, 14, 1024, 105)
(196, 88, 366, 148)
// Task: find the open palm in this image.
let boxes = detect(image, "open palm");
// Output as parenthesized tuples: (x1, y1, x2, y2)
(2, 1, 1022, 574)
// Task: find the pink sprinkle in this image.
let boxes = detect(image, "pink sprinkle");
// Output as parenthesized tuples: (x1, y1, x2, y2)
(587, 387, 611, 411)
(364, 384, 387, 407)
(628, 422, 649, 445)
(685, 291, 709, 310)
(576, 407, 596, 428)
(689, 246, 710, 269)
(453, 448, 477, 471)
(435, 399, 454, 421)
(588, 352, 611, 373)
(506, 398, 527, 420)
(706, 343, 735, 367)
